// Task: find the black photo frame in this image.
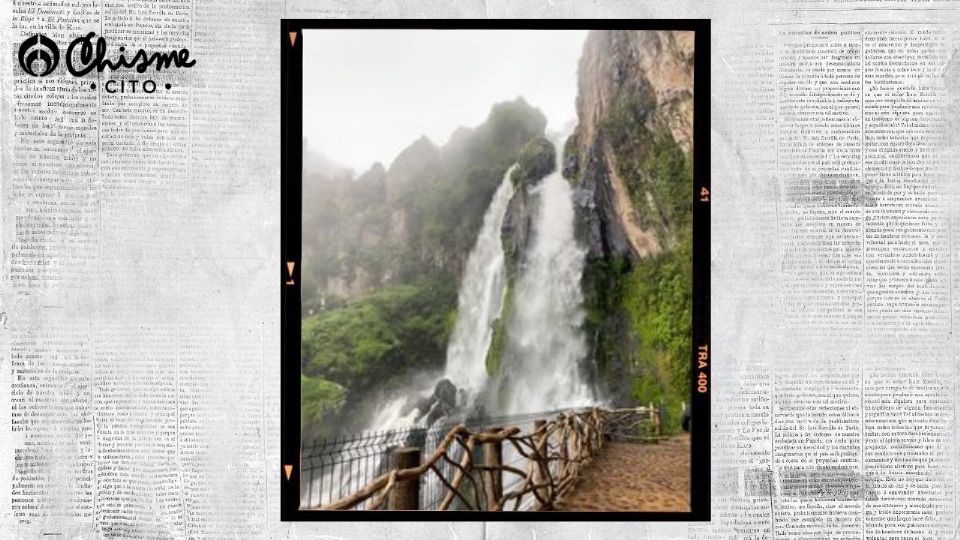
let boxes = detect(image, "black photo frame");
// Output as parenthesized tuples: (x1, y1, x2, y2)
(281, 18, 710, 522)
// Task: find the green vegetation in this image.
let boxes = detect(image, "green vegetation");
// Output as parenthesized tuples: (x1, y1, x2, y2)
(301, 281, 457, 393)
(301, 374, 346, 442)
(511, 136, 555, 186)
(581, 235, 691, 433)
(603, 85, 692, 229)
(484, 282, 513, 375)
(622, 230, 692, 409)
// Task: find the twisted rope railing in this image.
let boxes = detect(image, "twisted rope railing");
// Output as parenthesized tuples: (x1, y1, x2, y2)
(305, 406, 659, 511)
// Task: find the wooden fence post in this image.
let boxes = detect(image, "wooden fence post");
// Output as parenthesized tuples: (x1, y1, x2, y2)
(559, 419, 570, 478)
(388, 447, 420, 510)
(532, 419, 551, 507)
(649, 402, 662, 437)
(482, 426, 503, 510)
(592, 408, 602, 451)
(658, 401, 665, 437)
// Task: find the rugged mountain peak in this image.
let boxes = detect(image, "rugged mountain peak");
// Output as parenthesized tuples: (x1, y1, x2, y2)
(386, 135, 442, 203)
(358, 161, 387, 181)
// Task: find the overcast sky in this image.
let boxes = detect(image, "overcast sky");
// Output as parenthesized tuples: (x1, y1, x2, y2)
(302, 29, 588, 173)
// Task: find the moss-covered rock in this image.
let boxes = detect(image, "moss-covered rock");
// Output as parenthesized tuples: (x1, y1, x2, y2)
(510, 137, 555, 187)
(484, 282, 513, 375)
(580, 231, 691, 412)
(601, 84, 692, 244)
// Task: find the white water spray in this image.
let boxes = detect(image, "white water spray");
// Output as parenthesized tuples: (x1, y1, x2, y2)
(497, 139, 594, 414)
(360, 166, 517, 431)
(443, 166, 516, 395)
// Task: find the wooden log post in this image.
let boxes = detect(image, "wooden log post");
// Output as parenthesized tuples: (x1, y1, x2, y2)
(582, 413, 591, 454)
(482, 427, 503, 510)
(592, 408, 602, 451)
(388, 447, 420, 510)
(650, 402, 662, 437)
(532, 419, 551, 507)
(558, 421, 569, 477)
(658, 401, 665, 437)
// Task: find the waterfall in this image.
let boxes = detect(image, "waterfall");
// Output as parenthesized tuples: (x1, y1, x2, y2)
(361, 166, 516, 431)
(496, 138, 594, 414)
(362, 143, 594, 426)
(443, 166, 516, 397)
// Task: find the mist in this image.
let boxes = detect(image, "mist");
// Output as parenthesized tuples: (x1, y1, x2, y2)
(302, 29, 588, 173)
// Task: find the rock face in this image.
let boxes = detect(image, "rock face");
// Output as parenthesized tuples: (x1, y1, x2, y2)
(565, 30, 694, 263)
(410, 378, 488, 428)
(573, 30, 694, 157)
(564, 30, 695, 408)
(501, 136, 556, 278)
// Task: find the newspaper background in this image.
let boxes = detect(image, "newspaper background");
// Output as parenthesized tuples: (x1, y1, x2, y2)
(2, 0, 958, 538)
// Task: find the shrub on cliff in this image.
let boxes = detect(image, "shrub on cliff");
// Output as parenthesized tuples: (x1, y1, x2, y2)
(301, 375, 346, 442)
(301, 281, 457, 394)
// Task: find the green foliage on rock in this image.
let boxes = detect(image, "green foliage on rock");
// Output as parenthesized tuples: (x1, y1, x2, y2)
(301, 374, 346, 442)
(483, 98, 550, 156)
(622, 230, 692, 410)
(577, 84, 693, 425)
(602, 84, 693, 233)
(484, 282, 513, 376)
(510, 137, 555, 187)
(581, 236, 691, 433)
(301, 280, 457, 393)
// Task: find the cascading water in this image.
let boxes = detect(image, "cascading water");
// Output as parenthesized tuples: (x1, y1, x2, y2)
(443, 167, 516, 395)
(360, 166, 517, 431)
(493, 137, 594, 414)
(367, 141, 595, 424)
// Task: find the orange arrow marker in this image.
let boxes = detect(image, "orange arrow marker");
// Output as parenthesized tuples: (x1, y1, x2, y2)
(284, 464, 293, 480)
(289, 31, 298, 47)
(286, 261, 295, 285)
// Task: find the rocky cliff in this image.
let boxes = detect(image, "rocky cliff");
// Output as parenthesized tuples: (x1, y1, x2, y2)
(564, 30, 695, 409)
(565, 30, 694, 263)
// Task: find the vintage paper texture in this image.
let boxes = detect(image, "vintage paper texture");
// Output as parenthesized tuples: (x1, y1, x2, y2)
(3, 0, 960, 537)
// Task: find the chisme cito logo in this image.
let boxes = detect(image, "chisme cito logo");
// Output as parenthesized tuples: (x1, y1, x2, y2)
(18, 34, 59, 76)
(17, 32, 195, 93)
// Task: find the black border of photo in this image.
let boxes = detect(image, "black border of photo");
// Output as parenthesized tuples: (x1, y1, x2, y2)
(281, 18, 710, 522)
